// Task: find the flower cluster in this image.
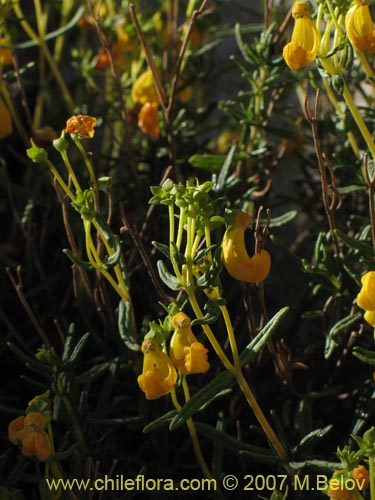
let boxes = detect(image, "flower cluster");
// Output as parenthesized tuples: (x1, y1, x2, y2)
(130, 69, 161, 139)
(8, 412, 52, 461)
(283, 0, 375, 71)
(138, 312, 209, 400)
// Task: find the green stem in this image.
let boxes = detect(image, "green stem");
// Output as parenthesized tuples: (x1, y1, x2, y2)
(12, 1, 75, 112)
(59, 150, 82, 193)
(219, 305, 240, 370)
(181, 377, 213, 479)
(45, 159, 75, 200)
(50, 461, 79, 500)
(370, 455, 375, 500)
(61, 394, 88, 454)
(168, 204, 183, 281)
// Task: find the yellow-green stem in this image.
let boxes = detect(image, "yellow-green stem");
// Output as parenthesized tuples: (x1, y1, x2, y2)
(50, 461, 78, 500)
(169, 204, 183, 281)
(12, 1, 75, 112)
(181, 377, 213, 479)
(219, 305, 240, 370)
(370, 455, 375, 500)
(46, 159, 75, 200)
(60, 150, 82, 193)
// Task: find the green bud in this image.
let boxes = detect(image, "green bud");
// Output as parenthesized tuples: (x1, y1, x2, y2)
(53, 132, 69, 153)
(26, 141, 48, 164)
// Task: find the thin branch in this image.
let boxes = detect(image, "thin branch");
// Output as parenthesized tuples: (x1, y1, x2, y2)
(6, 266, 51, 348)
(304, 90, 340, 255)
(363, 152, 375, 255)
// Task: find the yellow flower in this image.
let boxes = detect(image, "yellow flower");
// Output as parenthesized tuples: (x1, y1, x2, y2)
(137, 339, 177, 400)
(283, 2, 320, 70)
(131, 70, 159, 105)
(8, 413, 52, 462)
(357, 271, 375, 326)
(138, 102, 160, 139)
(345, 0, 375, 52)
(170, 312, 209, 375)
(0, 37, 12, 66)
(65, 115, 97, 138)
(0, 97, 12, 139)
(222, 211, 271, 283)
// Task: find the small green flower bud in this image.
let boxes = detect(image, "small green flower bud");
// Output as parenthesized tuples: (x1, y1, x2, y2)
(26, 141, 48, 164)
(53, 132, 69, 153)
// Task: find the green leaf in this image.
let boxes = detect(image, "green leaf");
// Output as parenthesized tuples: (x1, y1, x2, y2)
(325, 313, 362, 358)
(267, 210, 298, 228)
(293, 425, 333, 456)
(118, 300, 140, 351)
(63, 248, 93, 271)
(335, 229, 374, 260)
(143, 410, 179, 433)
(103, 235, 122, 269)
(353, 346, 375, 365)
(157, 260, 181, 290)
(195, 423, 278, 463)
(152, 241, 171, 259)
(215, 144, 237, 193)
(188, 153, 246, 169)
(67, 332, 91, 365)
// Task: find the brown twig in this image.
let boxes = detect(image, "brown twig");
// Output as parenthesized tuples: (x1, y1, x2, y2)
(6, 266, 51, 348)
(120, 204, 173, 303)
(304, 90, 340, 256)
(86, 0, 138, 185)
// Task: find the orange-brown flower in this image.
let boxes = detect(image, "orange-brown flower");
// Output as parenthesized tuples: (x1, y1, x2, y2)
(0, 38, 13, 66)
(352, 466, 369, 489)
(65, 115, 97, 138)
(170, 312, 209, 375)
(0, 97, 12, 138)
(138, 102, 160, 139)
(8, 412, 52, 461)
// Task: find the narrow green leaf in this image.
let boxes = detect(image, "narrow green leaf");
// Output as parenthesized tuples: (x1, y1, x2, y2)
(196, 423, 278, 463)
(152, 241, 171, 259)
(157, 260, 181, 290)
(215, 144, 236, 193)
(335, 229, 374, 259)
(118, 300, 140, 351)
(143, 410, 179, 433)
(353, 346, 375, 365)
(63, 249, 93, 271)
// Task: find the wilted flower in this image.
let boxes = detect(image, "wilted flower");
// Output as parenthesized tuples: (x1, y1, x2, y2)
(8, 412, 52, 461)
(345, 0, 375, 52)
(356, 270, 375, 326)
(131, 69, 159, 105)
(138, 102, 160, 139)
(0, 97, 12, 139)
(65, 115, 97, 138)
(326, 471, 357, 500)
(352, 466, 369, 489)
(222, 211, 271, 283)
(170, 312, 209, 375)
(137, 339, 177, 400)
(0, 37, 12, 66)
(283, 2, 320, 70)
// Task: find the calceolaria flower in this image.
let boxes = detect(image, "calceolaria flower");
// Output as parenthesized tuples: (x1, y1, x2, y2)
(283, 2, 320, 70)
(138, 102, 160, 139)
(137, 339, 177, 400)
(345, 0, 375, 52)
(356, 271, 375, 326)
(8, 413, 52, 461)
(131, 69, 159, 105)
(222, 211, 271, 283)
(170, 312, 209, 375)
(65, 115, 97, 138)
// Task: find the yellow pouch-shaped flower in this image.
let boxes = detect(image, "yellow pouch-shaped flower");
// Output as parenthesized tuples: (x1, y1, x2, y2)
(283, 2, 320, 70)
(222, 211, 271, 283)
(138, 339, 177, 400)
(8, 412, 52, 462)
(131, 70, 159, 105)
(170, 312, 209, 375)
(138, 102, 160, 139)
(357, 271, 375, 311)
(345, 0, 375, 52)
